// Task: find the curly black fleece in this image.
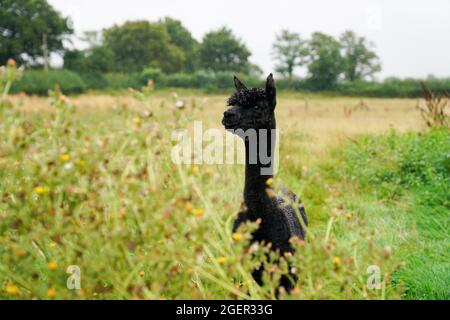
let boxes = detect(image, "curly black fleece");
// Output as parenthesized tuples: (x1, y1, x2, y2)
(227, 88, 267, 107)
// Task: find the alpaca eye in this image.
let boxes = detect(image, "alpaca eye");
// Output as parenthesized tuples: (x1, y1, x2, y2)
(254, 105, 259, 110)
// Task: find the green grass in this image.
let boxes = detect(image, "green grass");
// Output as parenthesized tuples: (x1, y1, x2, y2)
(331, 129, 450, 299)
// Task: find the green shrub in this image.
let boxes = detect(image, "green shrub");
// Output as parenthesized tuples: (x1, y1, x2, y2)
(79, 72, 108, 90)
(191, 70, 214, 87)
(103, 73, 141, 89)
(140, 68, 163, 85)
(337, 79, 450, 98)
(12, 67, 450, 97)
(156, 71, 264, 91)
(276, 77, 309, 91)
(160, 72, 194, 88)
(11, 69, 86, 95)
(213, 72, 235, 89)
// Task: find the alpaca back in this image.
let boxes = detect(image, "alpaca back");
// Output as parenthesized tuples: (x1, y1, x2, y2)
(233, 193, 307, 253)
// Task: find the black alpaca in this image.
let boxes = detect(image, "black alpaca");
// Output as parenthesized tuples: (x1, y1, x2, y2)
(222, 74, 308, 292)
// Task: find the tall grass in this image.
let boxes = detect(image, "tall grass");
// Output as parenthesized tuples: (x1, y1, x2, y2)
(0, 88, 404, 300)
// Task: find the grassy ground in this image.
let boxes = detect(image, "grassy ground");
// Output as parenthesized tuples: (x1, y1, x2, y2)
(0, 90, 447, 299)
(326, 129, 449, 299)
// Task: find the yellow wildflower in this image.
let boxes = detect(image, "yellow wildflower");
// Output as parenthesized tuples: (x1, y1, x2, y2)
(216, 256, 227, 265)
(332, 256, 341, 267)
(60, 154, 70, 162)
(191, 166, 199, 174)
(139, 271, 145, 277)
(47, 288, 57, 298)
(47, 261, 58, 271)
(265, 178, 274, 186)
(133, 117, 142, 125)
(5, 283, 19, 295)
(192, 208, 204, 216)
(48, 242, 57, 249)
(232, 233, 243, 241)
(75, 159, 85, 167)
(34, 186, 48, 195)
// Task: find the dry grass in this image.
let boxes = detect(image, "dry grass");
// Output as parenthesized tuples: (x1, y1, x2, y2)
(11, 92, 424, 172)
(12, 93, 423, 148)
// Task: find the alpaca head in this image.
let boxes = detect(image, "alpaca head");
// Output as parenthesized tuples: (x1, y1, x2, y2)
(222, 74, 277, 133)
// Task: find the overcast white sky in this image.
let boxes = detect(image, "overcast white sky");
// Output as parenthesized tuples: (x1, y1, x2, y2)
(48, 0, 450, 79)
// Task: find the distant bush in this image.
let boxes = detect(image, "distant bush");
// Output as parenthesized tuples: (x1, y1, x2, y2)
(192, 70, 216, 89)
(276, 77, 310, 91)
(140, 68, 163, 85)
(78, 72, 108, 90)
(156, 71, 262, 91)
(100, 71, 262, 91)
(337, 78, 450, 98)
(160, 72, 194, 88)
(103, 73, 142, 90)
(11, 69, 86, 95)
(10, 68, 450, 98)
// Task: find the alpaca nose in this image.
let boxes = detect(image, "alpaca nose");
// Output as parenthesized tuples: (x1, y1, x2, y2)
(224, 110, 237, 119)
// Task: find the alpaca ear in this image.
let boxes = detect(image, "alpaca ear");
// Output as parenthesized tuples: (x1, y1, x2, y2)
(234, 75, 247, 91)
(266, 73, 276, 108)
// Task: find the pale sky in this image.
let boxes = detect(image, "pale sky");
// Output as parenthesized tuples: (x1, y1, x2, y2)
(48, 0, 450, 79)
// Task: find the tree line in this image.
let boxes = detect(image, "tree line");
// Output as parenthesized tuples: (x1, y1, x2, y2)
(1, 0, 383, 90)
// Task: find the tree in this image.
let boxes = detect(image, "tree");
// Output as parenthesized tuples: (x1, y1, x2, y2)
(199, 27, 252, 73)
(103, 21, 185, 73)
(63, 49, 86, 71)
(307, 32, 344, 89)
(272, 30, 308, 78)
(340, 30, 381, 81)
(158, 17, 199, 72)
(64, 46, 114, 73)
(86, 46, 115, 73)
(0, 0, 72, 65)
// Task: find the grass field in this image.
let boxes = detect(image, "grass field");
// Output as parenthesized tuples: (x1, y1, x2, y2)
(0, 90, 448, 299)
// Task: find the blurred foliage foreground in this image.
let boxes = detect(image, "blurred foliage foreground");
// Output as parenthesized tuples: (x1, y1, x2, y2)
(0, 62, 448, 300)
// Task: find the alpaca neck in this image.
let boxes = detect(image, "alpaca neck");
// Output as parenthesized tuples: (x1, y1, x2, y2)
(243, 127, 276, 212)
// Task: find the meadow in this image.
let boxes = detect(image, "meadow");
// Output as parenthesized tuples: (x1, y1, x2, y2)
(0, 87, 448, 300)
